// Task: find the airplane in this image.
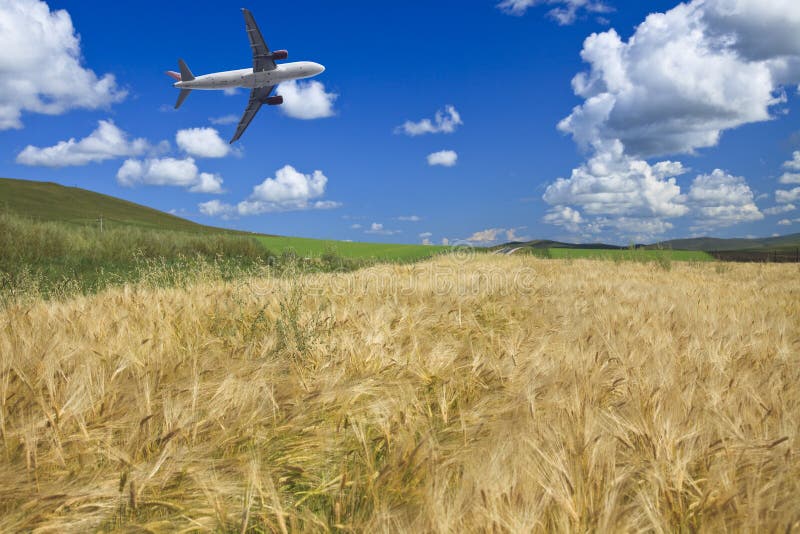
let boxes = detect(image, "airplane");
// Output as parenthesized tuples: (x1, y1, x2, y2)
(166, 8, 325, 143)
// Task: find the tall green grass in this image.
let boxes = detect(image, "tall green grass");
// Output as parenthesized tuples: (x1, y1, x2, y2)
(0, 211, 371, 303)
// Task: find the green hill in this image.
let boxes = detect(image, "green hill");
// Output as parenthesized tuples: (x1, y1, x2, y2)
(0, 177, 446, 261)
(0, 177, 231, 233)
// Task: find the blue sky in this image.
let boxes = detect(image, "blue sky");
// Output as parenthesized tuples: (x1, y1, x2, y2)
(1, 0, 799, 245)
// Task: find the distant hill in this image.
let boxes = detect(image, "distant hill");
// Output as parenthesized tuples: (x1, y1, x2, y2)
(653, 234, 800, 251)
(0, 177, 236, 234)
(496, 239, 625, 250)
(495, 233, 800, 253)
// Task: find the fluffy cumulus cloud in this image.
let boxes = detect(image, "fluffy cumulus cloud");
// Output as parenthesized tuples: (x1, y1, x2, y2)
(764, 203, 796, 215)
(0, 0, 126, 130)
(198, 199, 231, 217)
(116, 157, 223, 194)
(559, 0, 800, 159)
(543, 206, 584, 232)
(176, 127, 230, 158)
(542, 141, 688, 231)
(785, 152, 800, 171)
(198, 165, 340, 217)
(780, 152, 800, 184)
(276, 80, 337, 119)
(396, 106, 462, 136)
(465, 228, 504, 244)
(427, 150, 458, 167)
(16, 120, 147, 167)
(541, 0, 800, 238)
(687, 169, 763, 227)
(776, 187, 800, 204)
(497, 0, 611, 24)
(464, 227, 528, 245)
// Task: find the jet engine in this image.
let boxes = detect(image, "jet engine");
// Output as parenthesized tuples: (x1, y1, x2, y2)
(265, 95, 284, 106)
(271, 50, 288, 60)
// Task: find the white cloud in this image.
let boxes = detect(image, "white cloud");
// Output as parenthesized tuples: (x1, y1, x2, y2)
(250, 165, 326, 206)
(543, 141, 688, 220)
(466, 228, 505, 245)
(779, 173, 800, 184)
(16, 120, 147, 167)
(176, 127, 230, 158)
(365, 222, 401, 235)
(497, 0, 611, 24)
(198, 199, 233, 217)
(687, 169, 763, 226)
(116, 157, 223, 194)
(505, 227, 530, 242)
(313, 200, 342, 210)
(777, 219, 792, 226)
(543, 206, 584, 232)
(190, 173, 225, 194)
(422, 238, 433, 245)
(541, 0, 800, 238)
(396, 215, 422, 222)
(419, 232, 433, 238)
(776, 187, 800, 204)
(784, 151, 800, 171)
(764, 203, 796, 215)
(396, 105, 462, 136)
(200, 165, 338, 217)
(427, 150, 458, 167)
(0, 0, 126, 130)
(350, 223, 362, 230)
(558, 0, 800, 159)
(276, 80, 337, 119)
(209, 114, 240, 125)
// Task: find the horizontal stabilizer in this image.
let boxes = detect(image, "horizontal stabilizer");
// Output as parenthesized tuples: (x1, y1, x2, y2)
(177, 59, 195, 81)
(175, 89, 191, 109)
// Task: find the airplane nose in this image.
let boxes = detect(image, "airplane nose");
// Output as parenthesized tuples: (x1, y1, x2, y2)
(315, 63, 325, 75)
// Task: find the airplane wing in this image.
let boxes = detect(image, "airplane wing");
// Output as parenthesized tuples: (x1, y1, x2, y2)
(242, 8, 276, 72)
(230, 85, 275, 143)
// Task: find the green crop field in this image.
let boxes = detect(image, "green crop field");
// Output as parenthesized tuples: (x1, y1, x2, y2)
(521, 247, 715, 261)
(257, 235, 447, 261)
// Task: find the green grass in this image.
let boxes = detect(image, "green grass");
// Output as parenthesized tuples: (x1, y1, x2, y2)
(0, 177, 448, 261)
(520, 247, 714, 261)
(0, 177, 238, 233)
(257, 235, 448, 261)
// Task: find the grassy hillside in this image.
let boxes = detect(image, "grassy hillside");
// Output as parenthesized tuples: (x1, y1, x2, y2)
(0, 177, 226, 233)
(0, 177, 447, 261)
(1, 256, 797, 531)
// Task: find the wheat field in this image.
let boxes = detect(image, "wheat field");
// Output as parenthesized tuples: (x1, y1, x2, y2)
(0, 256, 798, 532)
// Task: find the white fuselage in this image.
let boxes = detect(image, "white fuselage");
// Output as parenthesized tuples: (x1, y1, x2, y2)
(174, 61, 324, 90)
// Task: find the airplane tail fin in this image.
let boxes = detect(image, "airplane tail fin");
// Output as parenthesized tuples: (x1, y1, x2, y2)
(177, 59, 195, 82)
(175, 89, 192, 109)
